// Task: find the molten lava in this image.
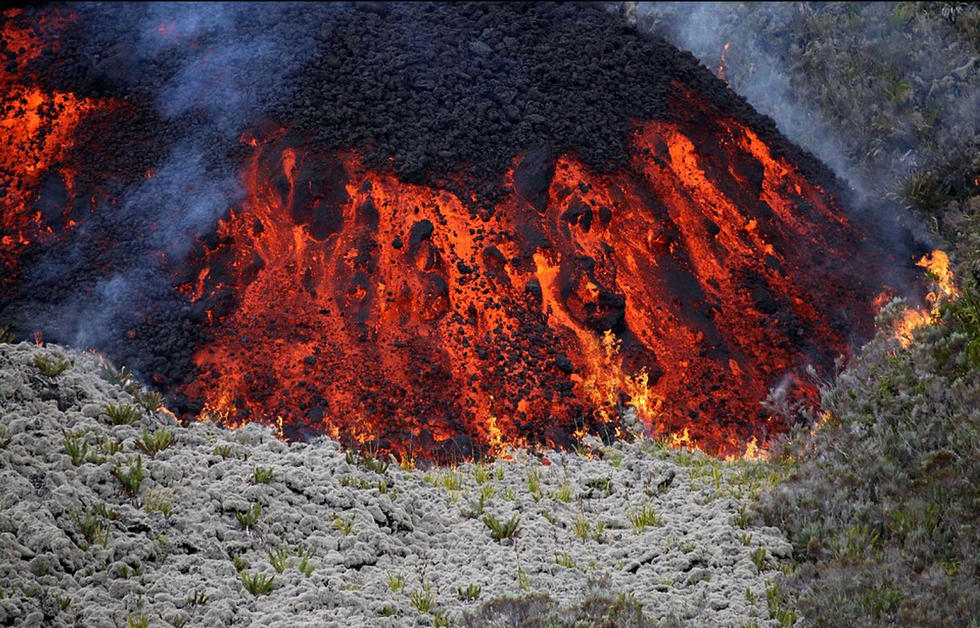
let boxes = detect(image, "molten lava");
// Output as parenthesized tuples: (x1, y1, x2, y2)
(178, 94, 881, 461)
(2, 4, 913, 462)
(0, 9, 97, 289)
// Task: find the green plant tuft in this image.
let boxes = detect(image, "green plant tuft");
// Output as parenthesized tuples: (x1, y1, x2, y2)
(112, 455, 144, 498)
(34, 353, 70, 377)
(106, 403, 142, 425)
(296, 546, 315, 577)
(267, 547, 290, 573)
(482, 513, 520, 541)
(386, 571, 406, 592)
(236, 503, 262, 530)
(63, 430, 90, 465)
(0, 326, 14, 343)
(134, 389, 164, 413)
(410, 587, 436, 613)
(627, 502, 662, 532)
(458, 583, 482, 601)
(127, 613, 150, 628)
(145, 489, 174, 518)
(252, 466, 274, 484)
(135, 427, 173, 457)
(240, 571, 275, 596)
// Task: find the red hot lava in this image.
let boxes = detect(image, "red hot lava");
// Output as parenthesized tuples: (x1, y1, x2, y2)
(178, 93, 881, 461)
(2, 5, 906, 462)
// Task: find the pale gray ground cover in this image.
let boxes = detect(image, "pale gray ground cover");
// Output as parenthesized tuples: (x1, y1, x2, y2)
(0, 342, 793, 627)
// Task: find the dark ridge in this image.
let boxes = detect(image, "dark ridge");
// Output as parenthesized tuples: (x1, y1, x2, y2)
(26, 1, 844, 200)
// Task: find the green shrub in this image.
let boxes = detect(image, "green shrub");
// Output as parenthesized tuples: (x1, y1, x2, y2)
(483, 513, 520, 541)
(135, 427, 173, 457)
(0, 326, 14, 343)
(34, 353, 70, 377)
(0, 426, 9, 448)
(757, 297, 980, 626)
(135, 390, 164, 413)
(240, 571, 274, 596)
(106, 403, 142, 425)
(112, 456, 144, 497)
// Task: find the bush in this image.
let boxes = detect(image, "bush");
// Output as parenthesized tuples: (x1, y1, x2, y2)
(756, 302, 980, 626)
(482, 513, 520, 541)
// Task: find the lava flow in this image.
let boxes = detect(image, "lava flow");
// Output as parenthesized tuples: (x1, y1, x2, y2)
(0, 9, 96, 290)
(177, 92, 885, 461)
(1, 3, 923, 463)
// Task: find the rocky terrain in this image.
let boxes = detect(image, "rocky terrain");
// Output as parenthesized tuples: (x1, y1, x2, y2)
(0, 341, 795, 627)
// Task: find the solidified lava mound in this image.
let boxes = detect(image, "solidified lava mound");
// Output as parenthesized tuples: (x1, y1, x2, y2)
(0, 2, 917, 460)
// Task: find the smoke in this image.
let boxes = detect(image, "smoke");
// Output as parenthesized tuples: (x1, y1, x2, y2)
(637, 2, 865, 197)
(64, 2, 318, 349)
(635, 1, 980, 208)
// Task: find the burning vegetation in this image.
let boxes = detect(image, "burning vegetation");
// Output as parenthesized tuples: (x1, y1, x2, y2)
(0, 3, 926, 462)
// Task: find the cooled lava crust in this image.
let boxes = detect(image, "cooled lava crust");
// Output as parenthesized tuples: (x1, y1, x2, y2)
(0, 2, 917, 460)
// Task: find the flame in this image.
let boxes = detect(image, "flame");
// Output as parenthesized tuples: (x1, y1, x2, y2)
(891, 249, 957, 347)
(718, 42, 731, 82)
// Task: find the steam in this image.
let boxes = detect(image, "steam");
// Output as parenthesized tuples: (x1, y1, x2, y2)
(636, 2, 864, 197)
(635, 2, 980, 206)
(68, 3, 317, 348)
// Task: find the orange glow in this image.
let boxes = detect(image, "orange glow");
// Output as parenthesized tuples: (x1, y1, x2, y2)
(1, 12, 890, 461)
(891, 249, 957, 348)
(718, 42, 731, 82)
(0, 9, 99, 288)
(178, 98, 877, 460)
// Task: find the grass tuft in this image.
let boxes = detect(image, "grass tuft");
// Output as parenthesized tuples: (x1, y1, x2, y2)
(63, 430, 90, 466)
(135, 427, 173, 457)
(34, 353, 70, 377)
(112, 455, 144, 498)
(386, 572, 406, 592)
(106, 403, 142, 425)
(458, 583, 482, 601)
(134, 390, 164, 413)
(236, 503, 262, 530)
(409, 587, 436, 613)
(482, 513, 520, 541)
(627, 502, 662, 532)
(267, 547, 290, 573)
(252, 466, 274, 484)
(145, 489, 174, 518)
(240, 571, 274, 596)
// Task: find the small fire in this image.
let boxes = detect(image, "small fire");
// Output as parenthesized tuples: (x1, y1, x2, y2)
(891, 249, 957, 347)
(718, 42, 731, 82)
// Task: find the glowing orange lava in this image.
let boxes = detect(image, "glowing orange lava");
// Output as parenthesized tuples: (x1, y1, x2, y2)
(180, 95, 880, 461)
(0, 9, 97, 288)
